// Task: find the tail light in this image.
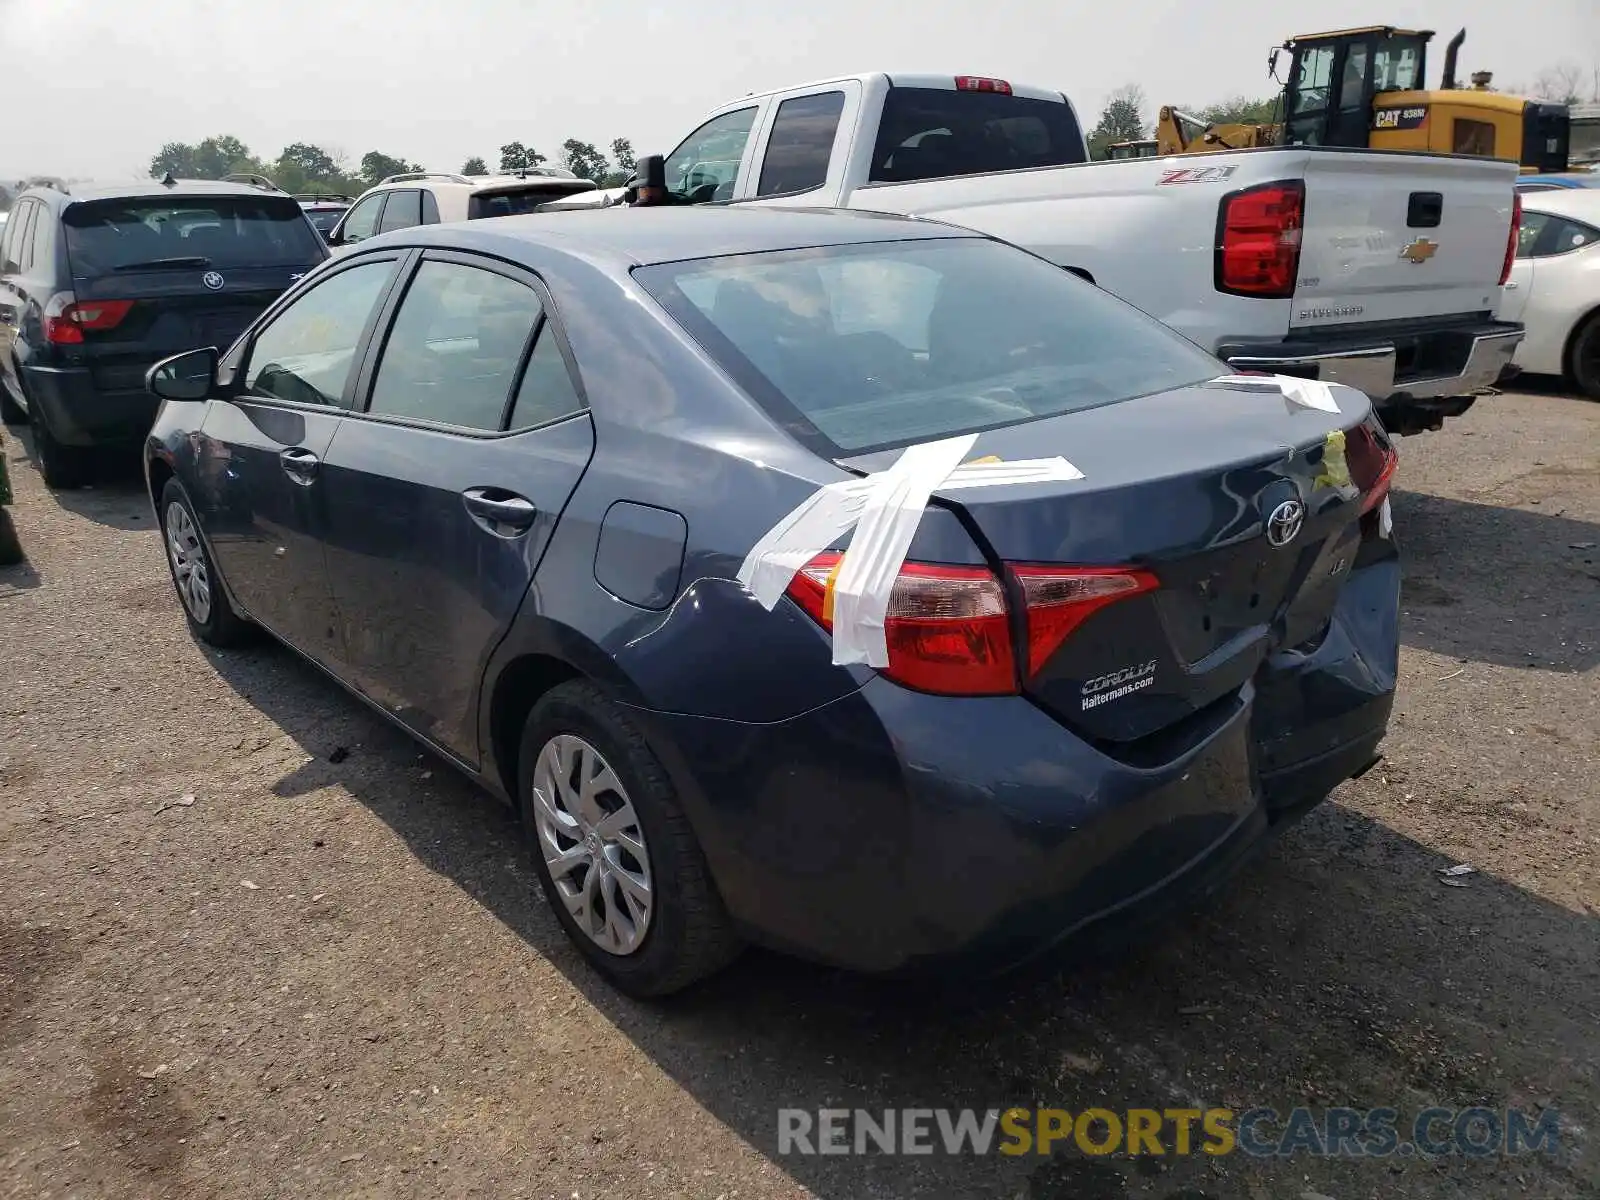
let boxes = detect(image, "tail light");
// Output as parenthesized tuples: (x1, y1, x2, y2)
(1500, 193, 1521, 285)
(1216, 180, 1304, 298)
(954, 76, 1012, 95)
(43, 293, 134, 344)
(784, 552, 1157, 696)
(1347, 423, 1399, 522)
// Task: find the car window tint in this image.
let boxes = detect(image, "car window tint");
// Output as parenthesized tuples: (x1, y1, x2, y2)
(29, 206, 53, 270)
(341, 193, 385, 242)
(636, 237, 1219, 456)
(368, 260, 541, 431)
(757, 92, 846, 197)
(1516, 211, 1551, 258)
(244, 261, 395, 407)
(62, 196, 322, 275)
(377, 189, 422, 233)
(5, 202, 34, 272)
(663, 106, 758, 203)
(869, 87, 1086, 183)
(1540, 216, 1599, 256)
(507, 324, 585, 429)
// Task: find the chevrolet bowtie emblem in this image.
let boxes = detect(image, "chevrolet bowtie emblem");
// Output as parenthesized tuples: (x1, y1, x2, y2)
(1399, 237, 1439, 264)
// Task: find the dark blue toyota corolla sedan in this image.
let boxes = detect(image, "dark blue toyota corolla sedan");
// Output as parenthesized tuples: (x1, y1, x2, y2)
(143, 207, 1401, 996)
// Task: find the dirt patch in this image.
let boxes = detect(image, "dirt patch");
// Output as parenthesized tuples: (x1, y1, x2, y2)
(83, 1041, 199, 1180)
(0, 924, 77, 1050)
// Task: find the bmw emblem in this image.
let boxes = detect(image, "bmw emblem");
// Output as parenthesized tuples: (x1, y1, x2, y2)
(202, 271, 226, 291)
(1266, 499, 1306, 548)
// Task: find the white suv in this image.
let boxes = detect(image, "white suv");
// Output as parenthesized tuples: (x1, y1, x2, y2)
(326, 169, 598, 250)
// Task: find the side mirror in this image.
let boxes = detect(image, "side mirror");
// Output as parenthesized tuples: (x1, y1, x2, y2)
(147, 346, 218, 402)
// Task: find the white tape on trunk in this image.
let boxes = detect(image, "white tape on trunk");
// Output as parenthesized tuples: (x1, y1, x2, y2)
(1210, 373, 1341, 413)
(738, 435, 1086, 668)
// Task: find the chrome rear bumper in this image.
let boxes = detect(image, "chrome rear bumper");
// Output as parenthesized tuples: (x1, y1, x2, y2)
(1221, 327, 1525, 402)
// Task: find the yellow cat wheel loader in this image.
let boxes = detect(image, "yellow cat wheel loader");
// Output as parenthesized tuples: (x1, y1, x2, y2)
(1155, 26, 1572, 174)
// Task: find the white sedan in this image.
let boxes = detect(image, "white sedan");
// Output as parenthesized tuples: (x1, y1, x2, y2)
(1499, 188, 1600, 397)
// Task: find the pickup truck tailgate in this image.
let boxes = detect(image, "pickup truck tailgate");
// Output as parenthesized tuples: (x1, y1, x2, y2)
(1294, 152, 1515, 328)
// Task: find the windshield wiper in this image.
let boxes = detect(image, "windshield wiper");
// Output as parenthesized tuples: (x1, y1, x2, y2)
(111, 256, 213, 271)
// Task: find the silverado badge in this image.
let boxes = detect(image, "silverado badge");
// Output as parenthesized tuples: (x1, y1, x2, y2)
(1399, 238, 1438, 264)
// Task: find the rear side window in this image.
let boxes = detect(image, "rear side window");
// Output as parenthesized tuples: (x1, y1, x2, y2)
(30, 207, 53, 272)
(508, 326, 585, 429)
(63, 195, 324, 275)
(868, 87, 1085, 183)
(377, 189, 422, 233)
(367, 260, 542, 431)
(757, 92, 846, 196)
(636, 238, 1218, 456)
(1523, 214, 1599, 258)
(3, 202, 35, 272)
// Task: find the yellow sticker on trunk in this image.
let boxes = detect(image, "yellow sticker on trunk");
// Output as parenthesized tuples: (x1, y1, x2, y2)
(1315, 429, 1351, 490)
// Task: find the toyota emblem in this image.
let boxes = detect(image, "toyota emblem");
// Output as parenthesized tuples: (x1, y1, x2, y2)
(1266, 499, 1305, 548)
(202, 271, 226, 291)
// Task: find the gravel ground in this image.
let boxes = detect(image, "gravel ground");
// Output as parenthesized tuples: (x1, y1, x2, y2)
(1, 386, 1596, 1200)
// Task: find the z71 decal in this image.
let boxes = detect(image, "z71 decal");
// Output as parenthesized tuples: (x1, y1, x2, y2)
(1157, 165, 1238, 186)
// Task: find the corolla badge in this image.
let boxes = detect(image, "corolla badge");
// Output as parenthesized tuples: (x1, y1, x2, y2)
(1266, 499, 1306, 548)
(202, 271, 226, 291)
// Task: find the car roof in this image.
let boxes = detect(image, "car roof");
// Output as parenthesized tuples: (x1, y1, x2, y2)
(1521, 186, 1600, 219)
(363, 205, 978, 267)
(25, 179, 303, 204)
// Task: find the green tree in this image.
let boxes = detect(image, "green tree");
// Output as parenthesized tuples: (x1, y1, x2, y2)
(462, 156, 489, 176)
(561, 139, 609, 181)
(278, 142, 339, 181)
(150, 141, 199, 178)
(1086, 85, 1149, 160)
(1197, 95, 1279, 126)
(360, 151, 422, 186)
(193, 135, 259, 179)
(610, 138, 636, 174)
(499, 142, 547, 172)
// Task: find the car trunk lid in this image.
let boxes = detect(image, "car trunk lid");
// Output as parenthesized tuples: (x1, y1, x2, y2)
(837, 380, 1387, 746)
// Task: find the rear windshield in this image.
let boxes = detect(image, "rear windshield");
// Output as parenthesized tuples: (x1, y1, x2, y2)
(635, 238, 1220, 456)
(869, 86, 1087, 183)
(469, 187, 587, 219)
(303, 208, 346, 233)
(63, 195, 324, 275)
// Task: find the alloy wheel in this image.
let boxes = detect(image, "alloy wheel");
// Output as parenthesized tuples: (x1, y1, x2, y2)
(164, 501, 212, 623)
(531, 733, 654, 955)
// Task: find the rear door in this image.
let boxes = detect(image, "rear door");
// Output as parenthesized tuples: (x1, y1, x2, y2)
(196, 253, 406, 666)
(316, 250, 595, 762)
(61, 192, 325, 395)
(0, 200, 38, 389)
(1292, 151, 1517, 327)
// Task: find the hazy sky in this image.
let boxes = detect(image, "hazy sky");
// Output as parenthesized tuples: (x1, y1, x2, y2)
(2, 0, 1596, 178)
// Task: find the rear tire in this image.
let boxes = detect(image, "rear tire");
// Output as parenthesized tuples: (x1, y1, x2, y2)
(32, 419, 92, 489)
(518, 680, 741, 997)
(0, 375, 26, 426)
(1567, 313, 1600, 400)
(158, 477, 251, 647)
(0, 508, 21, 566)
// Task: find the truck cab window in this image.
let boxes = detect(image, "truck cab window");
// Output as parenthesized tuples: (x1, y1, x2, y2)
(664, 107, 758, 203)
(757, 92, 846, 197)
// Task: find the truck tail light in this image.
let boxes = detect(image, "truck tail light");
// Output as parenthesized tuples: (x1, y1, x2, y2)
(784, 553, 1157, 695)
(43, 293, 134, 344)
(1216, 180, 1305, 298)
(954, 76, 1013, 95)
(1500, 193, 1521, 285)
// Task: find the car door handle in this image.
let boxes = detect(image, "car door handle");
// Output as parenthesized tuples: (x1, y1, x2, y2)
(279, 447, 320, 484)
(462, 487, 538, 534)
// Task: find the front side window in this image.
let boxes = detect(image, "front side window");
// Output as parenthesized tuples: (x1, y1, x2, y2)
(244, 260, 396, 406)
(62, 195, 324, 275)
(339, 193, 385, 243)
(757, 92, 846, 197)
(377, 190, 422, 233)
(367, 260, 542, 431)
(663, 107, 758, 203)
(1289, 46, 1335, 117)
(637, 237, 1220, 456)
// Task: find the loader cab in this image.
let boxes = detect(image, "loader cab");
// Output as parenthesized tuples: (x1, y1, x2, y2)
(1278, 26, 1430, 149)
(1106, 140, 1158, 160)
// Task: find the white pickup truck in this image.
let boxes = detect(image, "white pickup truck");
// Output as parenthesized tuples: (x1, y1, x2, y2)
(562, 72, 1526, 435)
